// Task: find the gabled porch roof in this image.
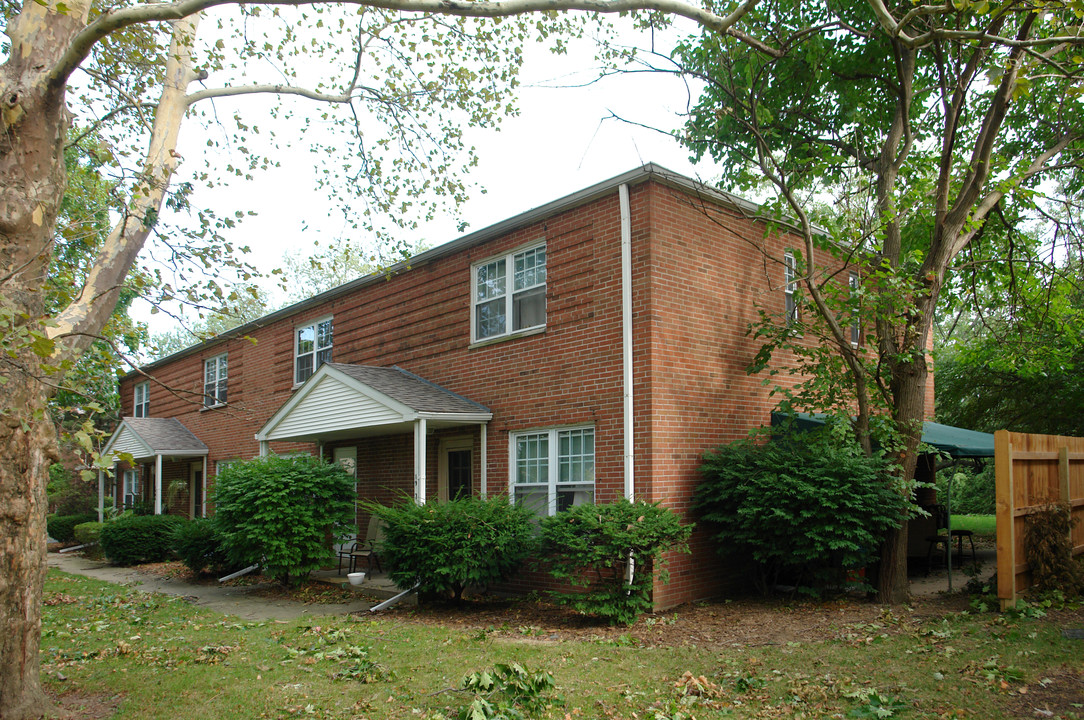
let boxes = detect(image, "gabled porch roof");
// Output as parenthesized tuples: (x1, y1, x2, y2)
(103, 417, 209, 462)
(256, 363, 492, 444)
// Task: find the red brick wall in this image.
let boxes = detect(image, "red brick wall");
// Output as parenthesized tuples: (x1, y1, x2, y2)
(119, 174, 912, 608)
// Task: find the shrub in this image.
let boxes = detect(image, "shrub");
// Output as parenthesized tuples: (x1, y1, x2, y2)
(100, 514, 186, 565)
(696, 427, 907, 596)
(173, 517, 230, 576)
(539, 500, 692, 625)
(937, 465, 995, 515)
(370, 495, 537, 602)
(73, 522, 105, 560)
(213, 455, 355, 586)
(47, 512, 98, 544)
(1024, 502, 1084, 595)
(48, 463, 97, 516)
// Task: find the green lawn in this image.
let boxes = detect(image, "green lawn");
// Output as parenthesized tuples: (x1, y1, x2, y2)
(951, 514, 997, 539)
(40, 570, 1083, 719)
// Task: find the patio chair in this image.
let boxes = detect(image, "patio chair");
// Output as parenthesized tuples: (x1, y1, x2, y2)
(337, 515, 385, 575)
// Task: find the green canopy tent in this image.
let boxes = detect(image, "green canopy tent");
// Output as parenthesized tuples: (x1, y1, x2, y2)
(769, 412, 996, 589)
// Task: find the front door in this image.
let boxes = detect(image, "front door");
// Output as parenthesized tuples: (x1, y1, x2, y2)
(190, 462, 204, 518)
(439, 437, 472, 501)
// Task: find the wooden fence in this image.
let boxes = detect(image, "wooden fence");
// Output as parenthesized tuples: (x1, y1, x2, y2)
(995, 430, 1084, 609)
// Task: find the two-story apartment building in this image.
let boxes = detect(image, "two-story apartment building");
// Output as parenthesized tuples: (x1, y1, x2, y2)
(102, 163, 884, 608)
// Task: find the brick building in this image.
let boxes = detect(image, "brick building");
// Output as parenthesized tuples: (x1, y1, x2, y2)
(102, 164, 887, 607)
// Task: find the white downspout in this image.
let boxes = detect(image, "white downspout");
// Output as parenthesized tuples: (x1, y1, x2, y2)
(619, 183, 636, 589)
(154, 454, 163, 515)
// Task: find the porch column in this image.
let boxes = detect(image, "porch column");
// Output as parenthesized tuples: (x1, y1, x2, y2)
(97, 468, 105, 522)
(259, 440, 270, 456)
(201, 456, 208, 517)
(154, 454, 163, 515)
(414, 417, 427, 505)
(480, 422, 488, 499)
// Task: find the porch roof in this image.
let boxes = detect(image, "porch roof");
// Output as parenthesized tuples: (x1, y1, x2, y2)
(256, 364, 492, 444)
(103, 417, 209, 462)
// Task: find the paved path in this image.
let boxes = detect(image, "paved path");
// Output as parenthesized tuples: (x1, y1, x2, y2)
(48, 553, 374, 622)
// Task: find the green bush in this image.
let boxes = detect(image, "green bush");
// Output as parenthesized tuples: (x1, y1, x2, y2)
(48, 463, 97, 516)
(100, 514, 186, 565)
(370, 496, 537, 602)
(937, 465, 995, 515)
(539, 500, 692, 625)
(47, 512, 98, 543)
(696, 427, 907, 596)
(213, 455, 355, 586)
(173, 517, 230, 576)
(73, 522, 105, 560)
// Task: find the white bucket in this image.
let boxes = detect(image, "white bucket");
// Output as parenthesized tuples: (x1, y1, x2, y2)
(347, 572, 367, 586)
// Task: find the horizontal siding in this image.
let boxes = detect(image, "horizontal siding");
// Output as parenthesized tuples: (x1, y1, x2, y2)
(268, 375, 404, 439)
(110, 428, 149, 456)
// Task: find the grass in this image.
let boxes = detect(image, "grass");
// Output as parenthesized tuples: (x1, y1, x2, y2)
(951, 514, 997, 539)
(41, 569, 1084, 719)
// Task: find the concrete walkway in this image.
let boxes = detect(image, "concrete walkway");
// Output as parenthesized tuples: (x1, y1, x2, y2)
(47, 552, 379, 622)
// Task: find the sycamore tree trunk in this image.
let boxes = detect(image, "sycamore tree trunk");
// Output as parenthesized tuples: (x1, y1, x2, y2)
(0, 3, 198, 715)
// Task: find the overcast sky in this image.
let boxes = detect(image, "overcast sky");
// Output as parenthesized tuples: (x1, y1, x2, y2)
(137, 24, 720, 333)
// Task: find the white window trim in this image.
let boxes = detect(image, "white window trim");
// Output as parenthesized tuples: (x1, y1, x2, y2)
(293, 315, 333, 386)
(133, 381, 149, 418)
(848, 271, 861, 347)
(203, 353, 228, 408)
(470, 242, 547, 344)
(508, 424, 595, 517)
(784, 252, 798, 325)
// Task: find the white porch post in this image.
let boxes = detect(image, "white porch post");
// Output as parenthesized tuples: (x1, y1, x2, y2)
(97, 468, 105, 522)
(201, 456, 208, 517)
(259, 440, 270, 457)
(154, 454, 163, 515)
(414, 418, 427, 505)
(480, 422, 488, 499)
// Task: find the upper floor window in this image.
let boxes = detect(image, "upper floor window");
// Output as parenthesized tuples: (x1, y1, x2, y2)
(849, 271, 861, 346)
(472, 244, 546, 342)
(511, 426, 594, 517)
(133, 381, 149, 417)
(784, 252, 798, 325)
(204, 353, 228, 407)
(295, 317, 333, 384)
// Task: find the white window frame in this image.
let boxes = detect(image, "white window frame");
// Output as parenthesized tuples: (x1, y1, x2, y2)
(848, 271, 861, 347)
(471, 242, 547, 343)
(204, 353, 228, 408)
(509, 425, 595, 517)
(784, 252, 798, 325)
(123, 469, 140, 508)
(133, 381, 149, 418)
(294, 316, 333, 385)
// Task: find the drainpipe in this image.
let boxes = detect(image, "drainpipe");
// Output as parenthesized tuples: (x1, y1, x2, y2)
(154, 454, 163, 515)
(619, 183, 636, 587)
(97, 468, 105, 522)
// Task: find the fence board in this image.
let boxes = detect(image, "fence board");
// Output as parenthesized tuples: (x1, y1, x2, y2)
(995, 430, 1084, 610)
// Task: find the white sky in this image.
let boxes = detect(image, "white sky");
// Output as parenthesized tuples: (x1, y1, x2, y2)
(137, 23, 721, 334)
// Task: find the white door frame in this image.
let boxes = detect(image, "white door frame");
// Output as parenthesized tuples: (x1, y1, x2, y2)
(438, 436, 473, 502)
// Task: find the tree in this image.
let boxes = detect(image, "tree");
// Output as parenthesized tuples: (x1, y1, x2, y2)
(0, 1, 755, 715)
(668, 0, 1083, 601)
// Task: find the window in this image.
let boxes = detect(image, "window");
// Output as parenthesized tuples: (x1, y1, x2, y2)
(295, 317, 333, 384)
(133, 381, 149, 418)
(849, 271, 861, 346)
(511, 426, 594, 516)
(472, 244, 546, 342)
(784, 252, 798, 325)
(204, 353, 228, 407)
(122, 469, 140, 508)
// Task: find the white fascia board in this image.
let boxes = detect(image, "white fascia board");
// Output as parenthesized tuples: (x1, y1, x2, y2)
(416, 412, 493, 423)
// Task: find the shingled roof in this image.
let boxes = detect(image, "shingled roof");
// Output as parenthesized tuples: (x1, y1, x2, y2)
(104, 417, 209, 460)
(327, 364, 489, 415)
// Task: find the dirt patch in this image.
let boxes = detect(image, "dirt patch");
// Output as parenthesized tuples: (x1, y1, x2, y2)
(373, 592, 974, 648)
(137, 561, 360, 605)
(45, 688, 121, 720)
(1002, 666, 1084, 720)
